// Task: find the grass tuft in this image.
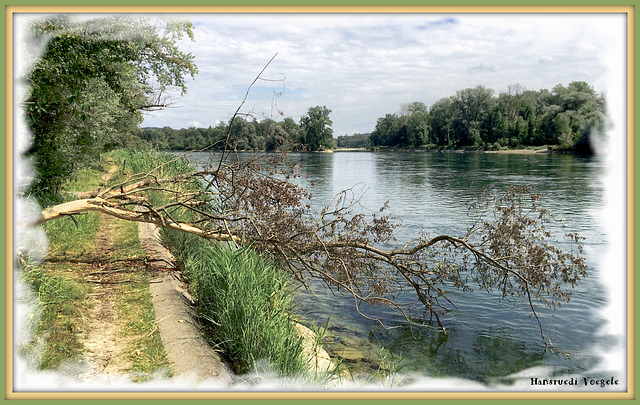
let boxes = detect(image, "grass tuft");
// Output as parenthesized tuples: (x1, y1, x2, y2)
(42, 211, 101, 260)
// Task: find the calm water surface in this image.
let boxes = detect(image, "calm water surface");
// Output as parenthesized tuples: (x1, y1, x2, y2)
(184, 150, 619, 385)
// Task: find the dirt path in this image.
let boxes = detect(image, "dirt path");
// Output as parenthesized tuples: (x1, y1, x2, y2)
(76, 164, 134, 379)
(73, 162, 233, 385)
(77, 214, 134, 379)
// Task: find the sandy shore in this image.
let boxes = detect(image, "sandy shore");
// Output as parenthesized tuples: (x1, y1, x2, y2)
(334, 147, 551, 154)
(484, 148, 550, 154)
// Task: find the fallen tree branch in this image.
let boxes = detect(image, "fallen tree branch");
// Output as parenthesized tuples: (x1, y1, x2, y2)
(34, 197, 242, 245)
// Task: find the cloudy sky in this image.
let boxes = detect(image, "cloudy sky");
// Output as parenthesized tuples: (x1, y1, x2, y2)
(139, 12, 627, 136)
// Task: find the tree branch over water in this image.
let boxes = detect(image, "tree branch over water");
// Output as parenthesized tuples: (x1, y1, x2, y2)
(33, 154, 588, 348)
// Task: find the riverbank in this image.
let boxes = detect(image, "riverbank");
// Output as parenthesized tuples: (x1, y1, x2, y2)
(363, 146, 553, 154)
(18, 150, 344, 387)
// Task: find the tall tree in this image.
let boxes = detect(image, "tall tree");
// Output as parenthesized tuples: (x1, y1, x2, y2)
(429, 97, 456, 147)
(451, 86, 495, 146)
(404, 101, 430, 146)
(300, 106, 334, 151)
(370, 113, 401, 146)
(23, 15, 198, 201)
(535, 82, 606, 150)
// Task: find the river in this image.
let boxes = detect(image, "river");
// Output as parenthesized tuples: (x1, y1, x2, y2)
(182, 150, 625, 388)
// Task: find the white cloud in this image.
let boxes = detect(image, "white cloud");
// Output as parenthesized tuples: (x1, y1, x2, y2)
(141, 12, 624, 136)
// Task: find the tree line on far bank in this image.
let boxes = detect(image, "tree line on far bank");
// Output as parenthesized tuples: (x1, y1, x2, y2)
(369, 82, 605, 153)
(22, 13, 604, 205)
(137, 81, 605, 155)
(139, 105, 335, 153)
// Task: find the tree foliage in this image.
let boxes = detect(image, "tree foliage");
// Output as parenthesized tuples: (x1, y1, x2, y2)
(23, 15, 198, 201)
(336, 133, 371, 148)
(134, 81, 605, 155)
(141, 114, 331, 153)
(300, 105, 335, 151)
(367, 82, 606, 151)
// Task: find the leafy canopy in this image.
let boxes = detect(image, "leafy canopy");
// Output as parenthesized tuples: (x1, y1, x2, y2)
(23, 15, 198, 201)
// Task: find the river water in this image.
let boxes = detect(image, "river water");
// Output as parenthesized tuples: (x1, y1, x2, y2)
(183, 150, 625, 387)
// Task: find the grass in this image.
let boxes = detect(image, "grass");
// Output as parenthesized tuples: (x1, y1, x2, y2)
(110, 218, 147, 261)
(114, 269, 171, 380)
(18, 258, 91, 370)
(18, 152, 170, 378)
(18, 203, 99, 370)
(64, 163, 108, 193)
(110, 148, 194, 182)
(41, 211, 101, 260)
(112, 148, 311, 376)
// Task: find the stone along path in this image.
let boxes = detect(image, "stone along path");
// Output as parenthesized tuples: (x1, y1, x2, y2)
(138, 222, 233, 385)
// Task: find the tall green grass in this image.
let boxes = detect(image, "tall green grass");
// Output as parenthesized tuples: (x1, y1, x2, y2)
(163, 229, 308, 376)
(110, 149, 194, 181)
(41, 211, 101, 260)
(18, 253, 91, 370)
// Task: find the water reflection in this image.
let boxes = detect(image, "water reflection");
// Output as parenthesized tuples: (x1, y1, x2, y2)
(371, 324, 548, 383)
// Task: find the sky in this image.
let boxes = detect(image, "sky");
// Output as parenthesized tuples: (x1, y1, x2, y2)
(138, 12, 628, 136)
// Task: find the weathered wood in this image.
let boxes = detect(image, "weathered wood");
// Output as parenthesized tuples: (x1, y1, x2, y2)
(34, 197, 242, 244)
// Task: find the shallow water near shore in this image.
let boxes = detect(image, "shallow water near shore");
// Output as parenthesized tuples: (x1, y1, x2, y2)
(182, 150, 624, 387)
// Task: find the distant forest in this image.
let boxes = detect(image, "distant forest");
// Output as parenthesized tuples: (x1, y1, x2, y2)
(137, 81, 605, 154)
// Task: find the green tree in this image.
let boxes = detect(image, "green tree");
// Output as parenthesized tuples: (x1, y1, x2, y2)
(370, 113, 401, 146)
(300, 106, 334, 151)
(24, 15, 198, 201)
(497, 84, 535, 146)
(534, 82, 605, 150)
(228, 117, 256, 150)
(481, 105, 508, 146)
(404, 101, 430, 146)
(429, 97, 456, 147)
(451, 86, 495, 147)
(336, 133, 371, 148)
